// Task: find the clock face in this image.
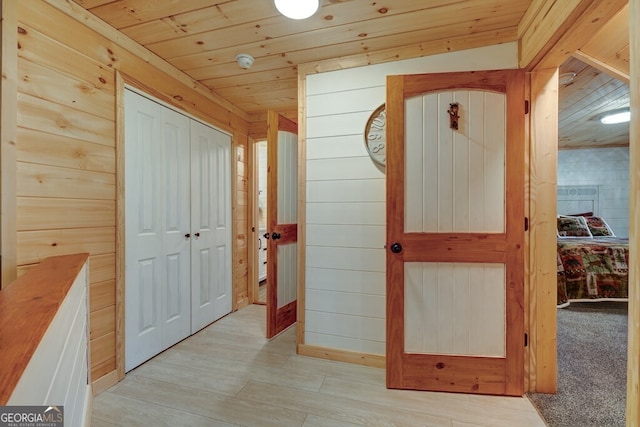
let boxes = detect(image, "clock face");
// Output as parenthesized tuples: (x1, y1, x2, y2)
(364, 104, 386, 167)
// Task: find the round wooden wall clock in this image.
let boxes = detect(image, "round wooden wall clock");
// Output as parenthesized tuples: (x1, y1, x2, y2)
(364, 104, 386, 167)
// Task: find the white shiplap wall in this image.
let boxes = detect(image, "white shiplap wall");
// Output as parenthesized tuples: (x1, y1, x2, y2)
(558, 147, 630, 238)
(9, 263, 90, 427)
(304, 43, 518, 355)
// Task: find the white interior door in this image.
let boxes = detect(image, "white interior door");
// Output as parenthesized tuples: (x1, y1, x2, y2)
(190, 120, 232, 333)
(124, 89, 191, 371)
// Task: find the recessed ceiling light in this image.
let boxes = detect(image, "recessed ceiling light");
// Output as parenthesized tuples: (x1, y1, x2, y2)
(274, 0, 319, 19)
(600, 110, 630, 125)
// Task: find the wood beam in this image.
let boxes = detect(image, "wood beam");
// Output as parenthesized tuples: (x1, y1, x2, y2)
(627, 1, 640, 425)
(573, 50, 630, 84)
(519, 0, 628, 70)
(0, 0, 17, 288)
(528, 69, 559, 393)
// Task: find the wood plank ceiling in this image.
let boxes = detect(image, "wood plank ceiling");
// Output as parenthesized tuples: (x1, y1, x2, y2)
(77, 0, 629, 148)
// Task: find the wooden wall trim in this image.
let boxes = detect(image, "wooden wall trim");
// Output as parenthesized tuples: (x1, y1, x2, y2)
(114, 71, 126, 382)
(297, 344, 385, 369)
(519, 0, 628, 70)
(0, 253, 89, 404)
(627, 1, 639, 425)
(247, 137, 258, 304)
(296, 71, 307, 347)
(527, 69, 559, 393)
(41, 0, 250, 124)
(91, 370, 118, 397)
(572, 49, 630, 84)
(0, 0, 17, 288)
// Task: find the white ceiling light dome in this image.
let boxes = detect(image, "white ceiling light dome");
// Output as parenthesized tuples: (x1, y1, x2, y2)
(274, 0, 319, 19)
(600, 110, 630, 125)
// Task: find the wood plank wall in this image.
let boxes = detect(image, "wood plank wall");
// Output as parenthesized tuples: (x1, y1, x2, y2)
(15, 0, 249, 384)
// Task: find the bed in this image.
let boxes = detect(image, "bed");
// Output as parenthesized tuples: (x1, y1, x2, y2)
(556, 214, 629, 307)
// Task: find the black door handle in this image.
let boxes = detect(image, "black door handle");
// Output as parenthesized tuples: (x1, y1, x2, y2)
(194, 232, 200, 238)
(390, 243, 402, 253)
(185, 233, 191, 239)
(271, 232, 281, 240)
(263, 232, 270, 239)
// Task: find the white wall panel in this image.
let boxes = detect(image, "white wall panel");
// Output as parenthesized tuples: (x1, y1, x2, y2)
(307, 179, 384, 203)
(306, 267, 385, 296)
(307, 112, 371, 138)
(307, 86, 385, 117)
(306, 224, 384, 248)
(306, 289, 385, 318)
(305, 332, 385, 355)
(305, 311, 385, 342)
(306, 135, 367, 160)
(304, 42, 518, 356)
(9, 263, 90, 426)
(558, 147, 629, 237)
(306, 202, 384, 225)
(306, 246, 385, 272)
(307, 157, 382, 181)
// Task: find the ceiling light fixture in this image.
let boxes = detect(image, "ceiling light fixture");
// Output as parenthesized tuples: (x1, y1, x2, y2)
(558, 72, 576, 85)
(274, 0, 319, 19)
(600, 109, 631, 125)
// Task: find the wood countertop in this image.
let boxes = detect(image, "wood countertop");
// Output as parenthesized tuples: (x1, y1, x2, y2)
(0, 253, 89, 404)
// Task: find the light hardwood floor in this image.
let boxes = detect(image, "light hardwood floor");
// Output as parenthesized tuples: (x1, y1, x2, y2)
(91, 305, 547, 426)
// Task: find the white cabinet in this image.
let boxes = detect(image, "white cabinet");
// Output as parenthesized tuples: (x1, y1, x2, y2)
(124, 88, 232, 371)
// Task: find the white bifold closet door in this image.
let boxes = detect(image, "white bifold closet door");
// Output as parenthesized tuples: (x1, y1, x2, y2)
(124, 89, 231, 372)
(190, 119, 232, 334)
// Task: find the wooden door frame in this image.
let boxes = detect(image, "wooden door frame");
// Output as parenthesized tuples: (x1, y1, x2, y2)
(247, 136, 260, 305)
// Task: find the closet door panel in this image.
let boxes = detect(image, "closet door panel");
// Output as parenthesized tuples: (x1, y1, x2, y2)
(160, 108, 191, 348)
(124, 89, 163, 371)
(190, 120, 232, 333)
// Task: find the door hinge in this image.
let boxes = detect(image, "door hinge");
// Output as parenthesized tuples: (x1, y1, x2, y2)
(524, 333, 528, 347)
(524, 217, 529, 231)
(524, 100, 529, 114)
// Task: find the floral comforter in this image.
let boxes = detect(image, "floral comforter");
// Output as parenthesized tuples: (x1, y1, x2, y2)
(557, 237, 629, 307)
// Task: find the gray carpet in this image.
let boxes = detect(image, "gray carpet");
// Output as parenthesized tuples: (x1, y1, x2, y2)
(528, 302, 627, 427)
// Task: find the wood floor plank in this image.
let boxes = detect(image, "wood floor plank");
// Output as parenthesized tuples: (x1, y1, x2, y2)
(193, 327, 296, 356)
(106, 375, 307, 427)
(235, 380, 453, 426)
(155, 348, 325, 392)
(128, 359, 248, 396)
(283, 354, 386, 386)
(172, 338, 291, 368)
(92, 391, 238, 426)
(93, 304, 546, 426)
(302, 413, 362, 427)
(318, 377, 546, 427)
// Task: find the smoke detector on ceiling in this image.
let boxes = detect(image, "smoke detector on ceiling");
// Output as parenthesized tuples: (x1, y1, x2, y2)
(236, 53, 254, 69)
